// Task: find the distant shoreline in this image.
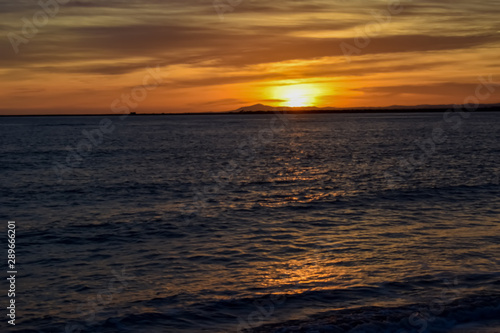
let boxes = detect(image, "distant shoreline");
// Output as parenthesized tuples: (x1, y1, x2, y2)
(1, 106, 499, 117)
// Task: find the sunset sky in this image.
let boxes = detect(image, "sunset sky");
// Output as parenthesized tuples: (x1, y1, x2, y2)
(1, 0, 500, 114)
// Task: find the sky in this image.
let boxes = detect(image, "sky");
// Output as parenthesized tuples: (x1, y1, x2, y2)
(1, 0, 500, 114)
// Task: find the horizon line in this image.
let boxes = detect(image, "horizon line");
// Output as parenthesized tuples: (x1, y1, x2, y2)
(1, 104, 500, 117)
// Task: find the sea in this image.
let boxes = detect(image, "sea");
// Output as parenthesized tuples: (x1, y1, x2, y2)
(1, 111, 499, 333)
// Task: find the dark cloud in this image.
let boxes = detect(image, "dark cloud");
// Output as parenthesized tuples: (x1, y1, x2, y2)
(3, 20, 497, 76)
(36, 62, 158, 75)
(194, 98, 247, 106)
(2, 0, 499, 74)
(355, 82, 500, 97)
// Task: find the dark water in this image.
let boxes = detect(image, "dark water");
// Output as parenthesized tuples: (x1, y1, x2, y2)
(1, 112, 499, 333)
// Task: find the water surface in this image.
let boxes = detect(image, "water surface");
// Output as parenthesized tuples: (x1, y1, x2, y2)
(1, 112, 499, 332)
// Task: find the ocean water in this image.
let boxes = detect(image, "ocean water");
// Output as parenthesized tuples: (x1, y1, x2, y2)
(1, 112, 499, 333)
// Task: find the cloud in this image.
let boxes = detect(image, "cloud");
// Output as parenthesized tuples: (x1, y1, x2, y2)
(193, 98, 248, 107)
(2, 0, 499, 73)
(355, 82, 500, 97)
(3, 23, 496, 75)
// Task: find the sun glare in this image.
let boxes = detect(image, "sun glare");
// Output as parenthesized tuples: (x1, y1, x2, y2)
(274, 84, 322, 107)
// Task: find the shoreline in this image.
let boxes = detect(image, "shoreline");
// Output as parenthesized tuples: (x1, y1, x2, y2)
(1, 107, 500, 117)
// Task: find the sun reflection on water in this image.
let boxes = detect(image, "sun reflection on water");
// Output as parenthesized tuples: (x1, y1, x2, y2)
(260, 256, 348, 295)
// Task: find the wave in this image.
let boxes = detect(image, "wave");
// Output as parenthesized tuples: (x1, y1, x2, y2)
(10, 271, 500, 333)
(247, 294, 500, 333)
(11, 293, 500, 333)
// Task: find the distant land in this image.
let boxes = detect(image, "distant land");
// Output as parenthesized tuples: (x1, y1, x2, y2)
(1, 103, 500, 116)
(229, 103, 500, 114)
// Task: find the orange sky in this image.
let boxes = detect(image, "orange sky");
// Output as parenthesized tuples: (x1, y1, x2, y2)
(1, 0, 500, 114)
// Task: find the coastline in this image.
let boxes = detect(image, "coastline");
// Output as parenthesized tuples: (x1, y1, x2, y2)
(1, 106, 500, 117)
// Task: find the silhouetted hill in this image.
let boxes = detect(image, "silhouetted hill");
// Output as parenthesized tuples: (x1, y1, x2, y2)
(229, 103, 500, 114)
(232, 104, 320, 113)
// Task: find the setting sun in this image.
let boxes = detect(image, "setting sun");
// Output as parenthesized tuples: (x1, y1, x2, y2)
(274, 84, 322, 107)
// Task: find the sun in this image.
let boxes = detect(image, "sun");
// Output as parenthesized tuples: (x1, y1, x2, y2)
(274, 84, 322, 107)
(286, 91, 309, 107)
